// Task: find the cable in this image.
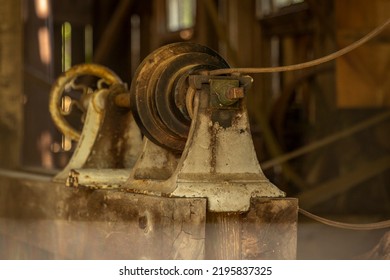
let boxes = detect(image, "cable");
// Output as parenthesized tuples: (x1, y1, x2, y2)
(209, 18, 390, 75)
(298, 208, 390, 231)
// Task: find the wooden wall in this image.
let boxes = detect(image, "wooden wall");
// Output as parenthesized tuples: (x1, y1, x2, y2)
(336, 0, 390, 108)
(0, 0, 23, 169)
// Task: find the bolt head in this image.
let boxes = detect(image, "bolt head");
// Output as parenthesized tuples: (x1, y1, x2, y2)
(226, 87, 245, 99)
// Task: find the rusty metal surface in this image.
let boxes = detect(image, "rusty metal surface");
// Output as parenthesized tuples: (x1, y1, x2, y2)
(66, 168, 131, 188)
(210, 79, 240, 106)
(129, 42, 229, 152)
(50, 64, 142, 183)
(114, 92, 131, 108)
(172, 75, 285, 211)
(125, 73, 285, 212)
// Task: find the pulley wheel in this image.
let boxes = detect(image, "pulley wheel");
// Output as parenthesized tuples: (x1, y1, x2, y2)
(130, 42, 229, 152)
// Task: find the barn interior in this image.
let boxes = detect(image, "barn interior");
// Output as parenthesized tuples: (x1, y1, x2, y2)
(0, 0, 389, 260)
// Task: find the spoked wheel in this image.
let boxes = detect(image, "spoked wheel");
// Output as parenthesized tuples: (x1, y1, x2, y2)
(49, 64, 122, 141)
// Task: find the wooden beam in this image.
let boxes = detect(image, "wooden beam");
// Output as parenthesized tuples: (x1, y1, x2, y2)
(298, 155, 390, 209)
(0, 171, 297, 259)
(206, 198, 298, 260)
(206, 213, 241, 259)
(0, 0, 23, 169)
(241, 198, 298, 259)
(0, 172, 206, 259)
(93, 0, 136, 64)
(260, 2, 313, 36)
(335, 0, 390, 108)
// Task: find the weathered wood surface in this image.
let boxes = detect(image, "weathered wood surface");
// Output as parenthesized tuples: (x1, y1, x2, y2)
(241, 198, 298, 260)
(0, 0, 23, 169)
(206, 213, 242, 259)
(207, 198, 298, 260)
(0, 170, 297, 260)
(0, 171, 206, 259)
(335, 0, 390, 108)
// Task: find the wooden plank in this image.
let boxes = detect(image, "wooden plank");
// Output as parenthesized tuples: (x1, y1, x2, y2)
(22, 0, 60, 168)
(206, 198, 298, 260)
(194, 0, 219, 52)
(206, 213, 241, 259)
(297, 155, 390, 209)
(0, 0, 23, 169)
(241, 198, 298, 260)
(335, 0, 390, 108)
(93, 0, 135, 64)
(0, 172, 206, 259)
(0, 171, 297, 260)
(260, 2, 312, 36)
(52, 0, 93, 25)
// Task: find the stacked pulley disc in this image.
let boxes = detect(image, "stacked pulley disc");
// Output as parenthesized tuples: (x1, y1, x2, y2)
(130, 42, 229, 152)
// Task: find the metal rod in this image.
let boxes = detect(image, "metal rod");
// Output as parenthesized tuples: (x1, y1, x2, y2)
(93, 0, 135, 63)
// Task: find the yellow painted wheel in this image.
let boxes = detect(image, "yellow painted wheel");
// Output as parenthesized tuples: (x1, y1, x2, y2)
(49, 64, 122, 141)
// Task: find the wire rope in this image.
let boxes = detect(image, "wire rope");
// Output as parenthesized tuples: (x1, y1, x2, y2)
(209, 18, 390, 75)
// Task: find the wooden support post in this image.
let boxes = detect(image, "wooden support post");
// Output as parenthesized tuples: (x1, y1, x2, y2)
(0, 0, 23, 169)
(241, 198, 298, 260)
(206, 198, 298, 260)
(206, 213, 242, 259)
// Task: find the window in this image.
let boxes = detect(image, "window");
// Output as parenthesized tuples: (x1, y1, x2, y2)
(166, 0, 196, 32)
(22, 0, 94, 171)
(256, 0, 304, 17)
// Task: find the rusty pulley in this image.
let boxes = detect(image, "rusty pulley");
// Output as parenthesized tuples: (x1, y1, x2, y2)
(130, 42, 229, 152)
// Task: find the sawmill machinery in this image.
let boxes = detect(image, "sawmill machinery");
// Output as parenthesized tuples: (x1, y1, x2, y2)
(49, 42, 285, 212)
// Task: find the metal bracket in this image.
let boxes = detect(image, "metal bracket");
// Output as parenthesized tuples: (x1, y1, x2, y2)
(50, 65, 142, 184)
(123, 75, 285, 212)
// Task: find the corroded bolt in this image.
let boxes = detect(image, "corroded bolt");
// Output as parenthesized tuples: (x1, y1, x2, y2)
(114, 92, 131, 108)
(226, 87, 245, 100)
